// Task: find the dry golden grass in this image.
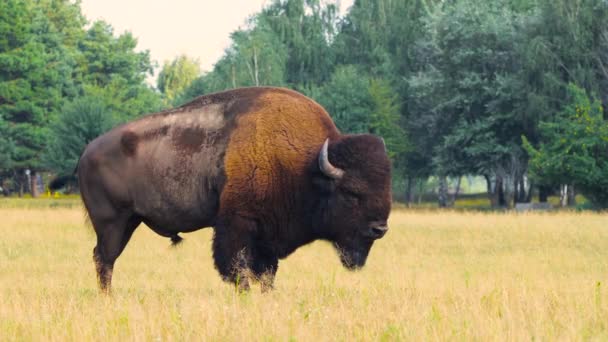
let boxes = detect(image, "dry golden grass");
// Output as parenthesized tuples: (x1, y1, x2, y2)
(0, 204, 607, 341)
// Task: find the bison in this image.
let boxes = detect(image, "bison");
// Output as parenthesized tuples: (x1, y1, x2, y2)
(55, 87, 392, 292)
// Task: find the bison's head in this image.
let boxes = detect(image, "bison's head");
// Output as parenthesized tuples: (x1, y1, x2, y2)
(314, 135, 391, 270)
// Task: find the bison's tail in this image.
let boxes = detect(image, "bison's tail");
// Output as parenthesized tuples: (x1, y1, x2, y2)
(48, 174, 78, 191)
(49, 157, 81, 192)
(170, 234, 184, 246)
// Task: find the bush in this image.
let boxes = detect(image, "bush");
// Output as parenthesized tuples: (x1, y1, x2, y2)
(523, 84, 608, 208)
(43, 96, 115, 175)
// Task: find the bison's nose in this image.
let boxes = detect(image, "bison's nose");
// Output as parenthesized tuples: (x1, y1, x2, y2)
(368, 225, 388, 239)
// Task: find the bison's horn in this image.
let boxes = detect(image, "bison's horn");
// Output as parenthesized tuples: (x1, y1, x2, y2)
(319, 139, 344, 179)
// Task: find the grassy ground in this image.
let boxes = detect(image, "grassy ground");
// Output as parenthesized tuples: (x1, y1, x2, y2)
(0, 204, 606, 341)
(0, 196, 81, 209)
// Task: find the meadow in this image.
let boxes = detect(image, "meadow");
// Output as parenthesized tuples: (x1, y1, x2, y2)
(0, 199, 607, 341)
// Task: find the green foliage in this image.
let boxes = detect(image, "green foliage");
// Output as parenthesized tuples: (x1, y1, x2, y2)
(261, 0, 338, 86)
(524, 84, 608, 208)
(203, 19, 288, 92)
(77, 21, 154, 87)
(308, 71, 408, 162)
(83, 81, 161, 123)
(157, 55, 201, 106)
(43, 97, 115, 175)
(74, 20, 162, 120)
(335, 0, 404, 77)
(0, 0, 80, 171)
(368, 79, 408, 159)
(409, 0, 523, 177)
(313, 65, 373, 134)
(173, 76, 207, 106)
(0, 114, 15, 170)
(0, 0, 162, 179)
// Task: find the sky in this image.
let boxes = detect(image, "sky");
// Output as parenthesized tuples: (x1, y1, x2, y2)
(80, 0, 353, 75)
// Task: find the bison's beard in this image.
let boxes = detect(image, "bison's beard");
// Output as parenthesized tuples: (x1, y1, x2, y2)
(333, 239, 374, 270)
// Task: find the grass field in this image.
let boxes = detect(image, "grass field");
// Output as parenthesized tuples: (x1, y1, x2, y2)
(0, 201, 607, 341)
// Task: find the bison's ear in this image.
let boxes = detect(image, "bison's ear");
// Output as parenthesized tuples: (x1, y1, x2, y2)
(318, 139, 344, 179)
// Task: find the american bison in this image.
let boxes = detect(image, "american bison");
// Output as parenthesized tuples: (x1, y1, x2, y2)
(54, 87, 392, 292)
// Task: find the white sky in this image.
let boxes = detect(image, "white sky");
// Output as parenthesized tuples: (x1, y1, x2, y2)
(80, 0, 353, 75)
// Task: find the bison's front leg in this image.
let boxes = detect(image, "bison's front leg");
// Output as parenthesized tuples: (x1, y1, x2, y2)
(212, 218, 256, 292)
(252, 252, 278, 292)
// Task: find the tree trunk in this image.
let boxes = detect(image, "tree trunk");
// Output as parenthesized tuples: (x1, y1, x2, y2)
(485, 174, 496, 207)
(30, 171, 39, 198)
(253, 45, 259, 86)
(567, 185, 576, 206)
(405, 177, 413, 208)
(451, 176, 462, 206)
(496, 175, 506, 207)
(512, 175, 518, 207)
(438, 176, 449, 208)
(560, 184, 576, 207)
(539, 185, 550, 203)
(518, 175, 528, 203)
(525, 181, 534, 203)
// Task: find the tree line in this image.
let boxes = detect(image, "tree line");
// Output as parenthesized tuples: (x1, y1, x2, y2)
(1, 0, 607, 208)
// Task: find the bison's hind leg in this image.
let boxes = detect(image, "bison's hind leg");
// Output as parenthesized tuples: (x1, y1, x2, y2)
(252, 253, 278, 293)
(91, 214, 141, 293)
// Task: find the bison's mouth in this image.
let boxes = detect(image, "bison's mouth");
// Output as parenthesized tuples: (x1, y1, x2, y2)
(333, 241, 372, 270)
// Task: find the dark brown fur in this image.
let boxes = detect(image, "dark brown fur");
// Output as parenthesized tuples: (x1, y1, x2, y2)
(172, 127, 207, 153)
(141, 125, 169, 140)
(120, 131, 139, 156)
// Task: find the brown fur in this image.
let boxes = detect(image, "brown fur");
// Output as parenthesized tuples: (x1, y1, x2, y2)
(220, 89, 339, 217)
(172, 126, 208, 153)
